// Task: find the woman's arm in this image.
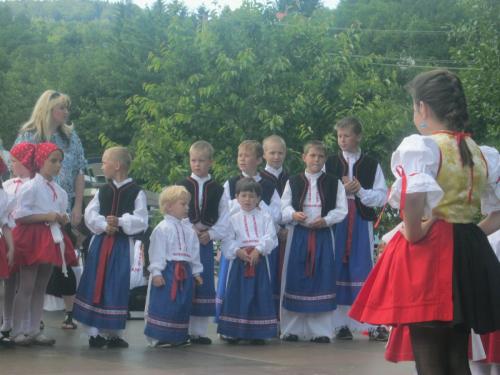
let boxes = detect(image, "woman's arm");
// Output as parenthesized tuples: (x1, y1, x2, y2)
(71, 173, 84, 226)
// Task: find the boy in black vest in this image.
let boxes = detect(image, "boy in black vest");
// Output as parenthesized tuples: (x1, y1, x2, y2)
(177, 141, 228, 344)
(73, 146, 149, 348)
(324, 117, 388, 341)
(281, 141, 348, 343)
(215, 140, 281, 322)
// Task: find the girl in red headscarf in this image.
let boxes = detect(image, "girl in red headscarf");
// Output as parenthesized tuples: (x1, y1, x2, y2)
(10, 142, 76, 346)
(0, 142, 36, 346)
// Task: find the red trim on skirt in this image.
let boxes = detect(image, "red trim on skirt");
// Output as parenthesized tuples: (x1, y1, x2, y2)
(349, 220, 454, 325)
(13, 223, 76, 267)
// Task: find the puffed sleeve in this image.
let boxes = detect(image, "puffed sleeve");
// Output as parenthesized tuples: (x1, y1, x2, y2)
(280, 181, 295, 225)
(323, 182, 349, 226)
(0, 190, 16, 228)
(221, 216, 239, 260)
(255, 212, 278, 256)
(118, 190, 149, 235)
(14, 182, 38, 219)
(208, 197, 230, 241)
(186, 223, 203, 276)
(148, 223, 168, 277)
(480, 146, 500, 215)
(388, 135, 444, 217)
(84, 191, 107, 234)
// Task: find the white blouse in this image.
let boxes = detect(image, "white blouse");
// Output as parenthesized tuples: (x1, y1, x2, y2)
(281, 171, 348, 227)
(222, 208, 278, 260)
(388, 135, 499, 217)
(148, 215, 203, 277)
(0, 189, 16, 228)
(84, 178, 149, 235)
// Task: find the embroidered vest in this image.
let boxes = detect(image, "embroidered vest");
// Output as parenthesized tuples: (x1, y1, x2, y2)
(288, 173, 338, 217)
(260, 169, 289, 197)
(177, 177, 223, 226)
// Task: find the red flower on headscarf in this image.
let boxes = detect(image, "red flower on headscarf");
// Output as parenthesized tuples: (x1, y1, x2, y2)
(34, 142, 63, 171)
(10, 142, 36, 175)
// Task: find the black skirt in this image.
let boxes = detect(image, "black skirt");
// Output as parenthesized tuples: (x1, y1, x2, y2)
(46, 266, 77, 297)
(452, 223, 500, 334)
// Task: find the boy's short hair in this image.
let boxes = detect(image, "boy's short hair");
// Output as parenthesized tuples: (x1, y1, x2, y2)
(303, 140, 327, 156)
(159, 185, 191, 214)
(235, 177, 262, 197)
(239, 140, 263, 159)
(189, 140, 214, 160)
(262, 135, 287, 151)
(335, 117, 363, 135)
(105, 146, 132, 170)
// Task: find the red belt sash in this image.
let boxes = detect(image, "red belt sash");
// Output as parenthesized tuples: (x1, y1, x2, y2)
(305, 230, 316, 277)
(171, 262, 187, 301)
(93, 235, 115, 304)
(244, 247, 256, 278)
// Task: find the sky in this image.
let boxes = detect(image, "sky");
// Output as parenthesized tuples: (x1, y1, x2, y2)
(132, 0, 340, 11)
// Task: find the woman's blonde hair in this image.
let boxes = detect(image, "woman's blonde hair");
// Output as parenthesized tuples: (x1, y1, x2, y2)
(20, 90, 73, 143)
(159, 185, 191, 214)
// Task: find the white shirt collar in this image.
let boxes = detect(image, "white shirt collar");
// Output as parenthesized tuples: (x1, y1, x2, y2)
(164, 214, 183, 223)
(242, 171, 261, 182)
(265, 164, 283, 178)
(342, 149, 361, 162)
(305, 170, 323, 179)
(190, 173, 211, 184)
(113, 178, 133, 188)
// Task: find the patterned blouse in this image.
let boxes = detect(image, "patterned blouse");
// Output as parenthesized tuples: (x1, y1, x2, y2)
(15, 130, 87, 204)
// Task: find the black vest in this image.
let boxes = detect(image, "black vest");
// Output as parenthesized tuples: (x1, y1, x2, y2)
(288, 173, 338, 217)
(325, 152, 379, 221)
(260, 169, 289, 197)
(98, 181, 142, 234)
(228, 175, 276, 205)
(177, 177, 223, 226)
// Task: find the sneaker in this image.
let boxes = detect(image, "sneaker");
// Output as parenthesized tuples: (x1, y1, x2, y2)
(189, 336, 212, 345)
(13, 334, 32, 347)
(0, 335, 15, 348)
(281, 334, 299, 342)
(61, 313, 78, 330)
(369, 326, 389, 342)
(31, 333, 56, 346)
(89, 335, 108, 348)
(335, 326, 353, 341)
(310, 336, 330, 344)
(107, 337, 129, 348)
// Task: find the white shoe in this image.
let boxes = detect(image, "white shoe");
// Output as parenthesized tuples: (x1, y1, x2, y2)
(13, 334, 32, 346)
(31, 333, 56, 346)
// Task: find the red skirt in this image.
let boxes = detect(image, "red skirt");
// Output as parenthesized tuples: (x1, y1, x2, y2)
(385, 326, 414, 362)
(13, 223, 77, 267)
(0, 237, 9, 278)
(349, 220, 454, 325)
(481, 332, 500, 363)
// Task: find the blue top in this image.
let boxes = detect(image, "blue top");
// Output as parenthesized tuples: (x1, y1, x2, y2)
(15, 130, 87, 203)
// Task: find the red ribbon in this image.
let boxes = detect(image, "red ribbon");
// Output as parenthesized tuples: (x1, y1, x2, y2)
(244, 247, 256, 278)
(305, 230, 316, 277)
(92, 235, 115, 304)
(170, 262, 187, 301)
(342, 199, 357, 263)
(46, 181, 58, 201)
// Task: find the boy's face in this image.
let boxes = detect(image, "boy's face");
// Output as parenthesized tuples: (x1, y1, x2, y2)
(236, 191, 260, 212)
(337, 127, 361, 153)
(166, 197, 190, 220)
(101, 151, 119, 180)
(303, 146, 326, 174)
(237, 147, 261, 176)
(190, 150, 212, 178)
(263, 141, 286, 169)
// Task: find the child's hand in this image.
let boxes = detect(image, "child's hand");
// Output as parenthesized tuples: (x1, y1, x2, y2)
(278, 227, 288, 242)
(194, 275, 203, 285)
(292, 211, 307, 223)
(152, 275, 166, 287)
(56, 213, 69, 226)
(236, 248, 250, 262)
(106, 216, 119, 227)
(105, 225, 118, 235)
(309, 217, 327, 229)
(197, 230, 211, 245)
(344, 179, 361, 194)
(248, 248, 260, 266)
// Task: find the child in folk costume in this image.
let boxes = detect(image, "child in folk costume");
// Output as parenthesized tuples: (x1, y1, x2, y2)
(177, 141, 228, 345)
(11, 142, 77, 346)
(1, 142, 36, 346)
(217, 178, 278, 343)
(324, 117, 388, 341)
(216, 140, 281, 320)
(260, 135, 289, 317)
(73, 147, 148, 348)
(281, 141, 348, 343)
(349, 70, 500, 374)
(144, 186, 203, 348)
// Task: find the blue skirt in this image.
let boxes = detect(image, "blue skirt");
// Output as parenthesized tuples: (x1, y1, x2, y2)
(191, 242, 215, 317)
(268, 241, 284, 318)
(215, 253, 229, 321)
(217, 257, 278, 339)
(282, 225, 337, 313)
(334, 211, 373, 305)
(144, 261, 193, 343)
(73, 233, 130, 330)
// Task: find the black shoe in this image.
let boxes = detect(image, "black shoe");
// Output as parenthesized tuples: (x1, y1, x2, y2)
(335, 326, 353, 340)
(281, 334, 299, 342)
(156, 340, 191, 348)
(190, 336, 212, 345)
(1, 330, 10, 338)
(0, 335, 14, 348)
(89, 335, 107, 348)
(224, 337, 240, 344)
(369, 326, 389, 342)
(249, 339, 266, 345)
(107, 337, 129, 348)
(40, 320, 45, 331)
(311, 336, 330, 344)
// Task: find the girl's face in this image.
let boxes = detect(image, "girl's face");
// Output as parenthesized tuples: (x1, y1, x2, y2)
(10, 156, 30, 178)
(51, 102, 69, 126)
(236, 191, 260, 212)
(39, 150, 63, 180)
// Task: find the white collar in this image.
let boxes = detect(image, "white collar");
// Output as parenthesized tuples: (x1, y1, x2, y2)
(305, 170, 323, 179)
(342, 149, 361, 162)
(113, 177, 133, 188)
(164, 214, 183, 224)
(265, 164, 283, 177)
(242, 171, 261, 182)
(190, 173, 211, 184)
